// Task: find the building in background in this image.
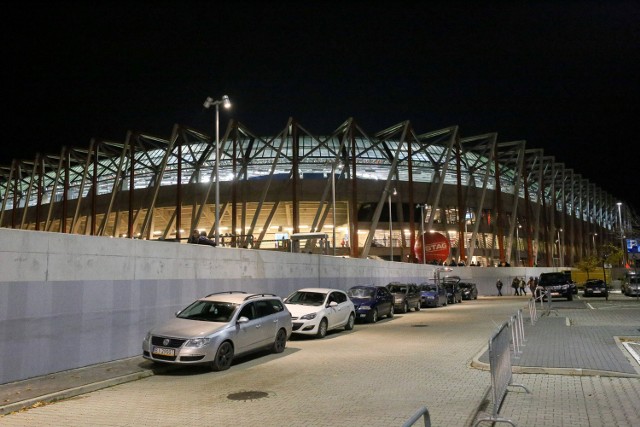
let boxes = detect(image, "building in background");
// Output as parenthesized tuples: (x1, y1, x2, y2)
(0, 118, 633, 267)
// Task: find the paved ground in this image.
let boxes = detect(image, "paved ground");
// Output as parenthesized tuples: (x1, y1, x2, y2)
(1, 293, 639, 426)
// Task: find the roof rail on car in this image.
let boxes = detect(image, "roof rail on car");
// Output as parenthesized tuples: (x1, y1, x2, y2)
(205, 291, 248, 297)
(244, 293, 278, 300)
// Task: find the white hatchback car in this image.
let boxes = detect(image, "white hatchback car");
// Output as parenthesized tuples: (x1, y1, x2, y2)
(284, 288, 355, 338)
(142, 292, 292, 371)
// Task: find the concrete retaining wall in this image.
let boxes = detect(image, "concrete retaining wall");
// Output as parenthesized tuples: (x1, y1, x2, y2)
(0, 228, 562, 384)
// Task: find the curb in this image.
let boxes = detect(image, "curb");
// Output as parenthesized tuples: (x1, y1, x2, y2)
(0, 370, 155, 416)
(470, 345, 640, 379)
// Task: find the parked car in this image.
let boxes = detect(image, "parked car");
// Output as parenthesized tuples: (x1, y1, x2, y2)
(621, 273, 640, 297)
(386, 282, 421, 313)
(583, 279, 608, 297)
(538, 272, 574, 301)
(418, 282, 447, 308)
(443, 279, 462, 304)
(284, 288, 355, 338)
(347, 285, 394, 323)
(142, 291, 292, 371)
(459, 282, 478, 300)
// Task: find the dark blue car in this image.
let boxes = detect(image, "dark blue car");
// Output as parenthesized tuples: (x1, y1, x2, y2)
(347, 285, 394, 323)
(418, 282, 448, 308)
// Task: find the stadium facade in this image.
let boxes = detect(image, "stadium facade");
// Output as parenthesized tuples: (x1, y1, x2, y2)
(0, 118, 632, 267)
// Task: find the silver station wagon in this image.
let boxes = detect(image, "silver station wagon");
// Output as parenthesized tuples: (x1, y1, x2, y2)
(142, 291, 292, 371)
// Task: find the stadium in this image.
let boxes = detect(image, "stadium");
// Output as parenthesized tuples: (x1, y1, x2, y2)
(0, 117, 633, 267)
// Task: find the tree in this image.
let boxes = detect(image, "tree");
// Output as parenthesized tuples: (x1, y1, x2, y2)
(600, 243, 624, 267)
(575, 255, 600, 280)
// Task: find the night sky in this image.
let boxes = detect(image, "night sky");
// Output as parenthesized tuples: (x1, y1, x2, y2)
(3, 1, 639, 212)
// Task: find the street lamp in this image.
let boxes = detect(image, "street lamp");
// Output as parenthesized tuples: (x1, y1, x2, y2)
(617, 202, 625, 266)
(330, 161, 343, 255)
(556, 228, 563, 267)
(592, 232, 598, 257)
(388, 188, 397, 261)
(515, 223, 522, 266)
(417, 204, 426, 264)
(203, 95, 231, 246)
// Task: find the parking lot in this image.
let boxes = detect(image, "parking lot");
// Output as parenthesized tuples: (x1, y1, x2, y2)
(2, 295, 639, 426)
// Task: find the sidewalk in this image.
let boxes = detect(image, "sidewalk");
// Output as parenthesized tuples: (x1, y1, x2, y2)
(472, 303, 640, 377)
(0, 357, 163, 416)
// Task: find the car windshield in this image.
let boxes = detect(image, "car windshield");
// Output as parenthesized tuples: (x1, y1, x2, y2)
(286, 291, 327, 306)
(177, 300, 238, 322)
(539, 273, 566, 286)
(388, 285, 407, 293)
(348, 288, 374, 298)
(419, 284, 437, 292)
(630, 278, 640, 285)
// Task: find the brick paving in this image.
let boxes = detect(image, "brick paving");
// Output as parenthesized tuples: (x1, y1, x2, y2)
(1, 295, 639, 426)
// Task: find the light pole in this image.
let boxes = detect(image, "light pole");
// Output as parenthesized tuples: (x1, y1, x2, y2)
(417, 204, 426, 264)
(203, 95, 231, 246)
(556, 228, 563, 266)
(330, 161, 343, 255)
(592, 233, 598, 257)
(515, 223, 522, 266)
(617, 202, 625, 266)
(388, 188, 397, 261)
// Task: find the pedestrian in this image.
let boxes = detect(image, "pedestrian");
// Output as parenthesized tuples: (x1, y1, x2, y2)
(527, 276, 536, 294)
(198, 231, 217, 247)
(519, 277, 527, 295)
(188, 229, 200, 244)
(512, 277, 520, 295)
(496, 279, 503, 296)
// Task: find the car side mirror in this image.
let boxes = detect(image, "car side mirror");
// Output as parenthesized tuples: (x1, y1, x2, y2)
(328, 301, 338, 307)
(237, 316, 250, 323)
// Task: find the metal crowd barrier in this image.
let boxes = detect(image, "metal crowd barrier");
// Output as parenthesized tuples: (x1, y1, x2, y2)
(533, 287, 552, 316)
(528, 298, 537, 325)
(401, 406, 431, 427)
(510, 309, 526, 357)
(474, 322, 531, 426)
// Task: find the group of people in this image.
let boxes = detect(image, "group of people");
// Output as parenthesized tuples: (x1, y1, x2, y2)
(495, 276, 538, 296)
(188, 229, 217, 246)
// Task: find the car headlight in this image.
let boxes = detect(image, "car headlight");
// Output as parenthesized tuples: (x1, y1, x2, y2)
(300, 313, 317, 320)
(184, 338, 211, 348)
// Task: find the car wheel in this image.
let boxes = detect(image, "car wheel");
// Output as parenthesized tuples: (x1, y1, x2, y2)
(211, 341, 234, 371)
(272, 328, 287, 354)
(415, 301, 420, 311)
(345, 313, 355, 330)
(387, 305, 394, 318)
(402, 301, 409, 313)
(370, 308, 378, 323)
(316, 318, 328, 338)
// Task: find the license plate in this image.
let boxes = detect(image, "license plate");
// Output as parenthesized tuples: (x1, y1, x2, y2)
(593, 290, 601, 293)
(359, 314, 367, 318)
(152, 346, 175, 356)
